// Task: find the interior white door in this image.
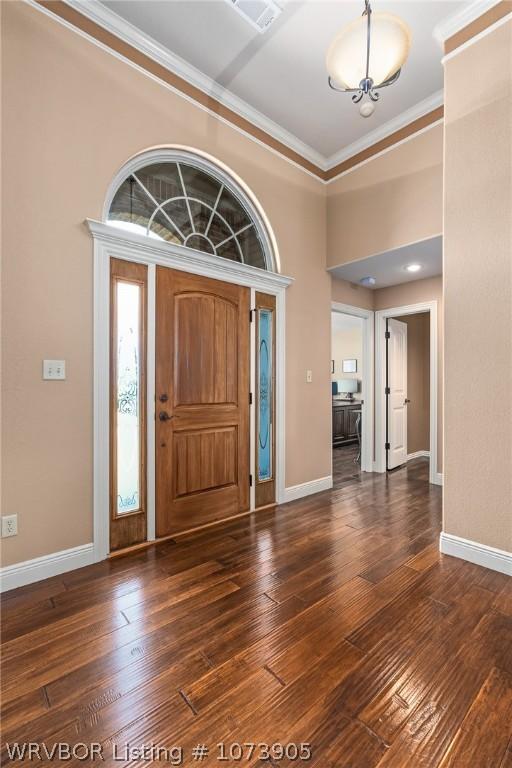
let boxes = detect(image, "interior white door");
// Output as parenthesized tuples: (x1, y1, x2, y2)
(387, 318, 408, 469)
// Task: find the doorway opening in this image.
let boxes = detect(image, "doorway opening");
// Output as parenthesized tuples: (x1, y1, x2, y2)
(331, 302, 374, 486)
(375, 301, 440, 485)
(386, 313, 430, 472)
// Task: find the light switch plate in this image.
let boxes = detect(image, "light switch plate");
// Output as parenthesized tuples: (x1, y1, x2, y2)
(43, 360, 66, 380)
(306, 370, 313, 383)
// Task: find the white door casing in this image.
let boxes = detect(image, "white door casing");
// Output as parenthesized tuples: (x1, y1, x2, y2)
(387, 318, 408, 470)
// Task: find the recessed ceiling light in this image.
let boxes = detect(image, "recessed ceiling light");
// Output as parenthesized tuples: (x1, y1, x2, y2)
(405, 264, 422, 273)
(360, 276, 377, 286)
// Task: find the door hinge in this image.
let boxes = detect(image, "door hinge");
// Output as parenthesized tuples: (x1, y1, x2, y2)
(385, 330, 391, 339)
(249, 309, 254, 323)
(385, 442, 391, 450)
(385, 387, 390, 395)
(249, 392, 253, 405)
(249, 474, 253, 487)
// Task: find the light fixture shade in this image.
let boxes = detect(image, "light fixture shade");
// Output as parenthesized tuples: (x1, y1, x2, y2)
(326, 11, 411, 90)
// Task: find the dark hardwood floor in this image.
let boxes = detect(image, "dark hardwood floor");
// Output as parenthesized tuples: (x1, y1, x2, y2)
(1, 459, 511, 767)
(332, 443, 361, 487)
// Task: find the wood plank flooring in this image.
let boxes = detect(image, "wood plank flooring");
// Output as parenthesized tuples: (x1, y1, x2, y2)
(1, 458, 511, 767)
(332, 444, 361, 488)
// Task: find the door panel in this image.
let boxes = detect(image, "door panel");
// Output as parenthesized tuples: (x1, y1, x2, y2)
(174, 427, 237, 497)
(174, 294, 238, 406)
(156, 267, 249, 536)
(387, 318, 408, 470)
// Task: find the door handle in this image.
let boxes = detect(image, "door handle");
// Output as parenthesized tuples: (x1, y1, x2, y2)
(159, 411, 173, 422)
(404, 399, 411, 404)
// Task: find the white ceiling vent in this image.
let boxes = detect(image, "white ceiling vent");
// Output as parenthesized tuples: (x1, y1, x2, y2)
(226, 0, 282, 34)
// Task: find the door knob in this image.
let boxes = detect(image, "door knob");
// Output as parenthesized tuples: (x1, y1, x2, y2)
(159, 411, 172, 422)
(405, 398, 411, 404)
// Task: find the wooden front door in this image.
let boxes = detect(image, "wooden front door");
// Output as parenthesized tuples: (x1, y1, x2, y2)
(155, 267, 250, 536)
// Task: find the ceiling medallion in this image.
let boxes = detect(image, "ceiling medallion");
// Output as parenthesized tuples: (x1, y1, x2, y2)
(326, 0, 411, 118)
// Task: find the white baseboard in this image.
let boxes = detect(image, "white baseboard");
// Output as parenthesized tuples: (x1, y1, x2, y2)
(433, 472, 444, 486)
(440, 532, 512, 576)
(407, 450, 430, 461)
(282, 475, 333, 503)
(0, 543, 95, 593)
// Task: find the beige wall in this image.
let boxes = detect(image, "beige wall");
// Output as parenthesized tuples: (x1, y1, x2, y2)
(331, 276, 374, 310)
(394, 313, 430, 455)
(444, 20, 512, 552)
(331, 322, 363, 400)
(0, 2, 331, 566)
(327, 125, 443, 268)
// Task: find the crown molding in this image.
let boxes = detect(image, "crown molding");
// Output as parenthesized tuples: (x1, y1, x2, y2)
(325, 90, 444, 172)
(32, 0, 448, 182)
(442, 11, 512, 62)
(62, 0, 326, 170)
(433, 0, 502, 44)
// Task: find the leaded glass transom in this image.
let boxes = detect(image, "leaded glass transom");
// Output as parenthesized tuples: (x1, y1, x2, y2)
(107, 159, 269, 270)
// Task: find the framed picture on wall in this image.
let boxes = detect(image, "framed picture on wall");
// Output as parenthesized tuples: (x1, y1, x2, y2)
(342, 359, 357, 373)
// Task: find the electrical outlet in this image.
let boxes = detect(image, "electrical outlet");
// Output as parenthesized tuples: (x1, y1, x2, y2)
(1, 514, 18, 538)
(43, 360, 66, 380)
(306, 370, 313, 383)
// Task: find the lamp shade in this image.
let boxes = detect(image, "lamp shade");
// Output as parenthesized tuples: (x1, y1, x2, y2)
(326, 11, 411, 90)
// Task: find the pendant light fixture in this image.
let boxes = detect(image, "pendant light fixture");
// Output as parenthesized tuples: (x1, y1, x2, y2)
(326, 0, 411, 117)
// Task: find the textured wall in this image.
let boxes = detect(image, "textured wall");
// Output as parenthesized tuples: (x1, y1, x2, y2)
(443, 20, 512, 551)
(331, 277, 374, 310)
(327, 125, 443, 268)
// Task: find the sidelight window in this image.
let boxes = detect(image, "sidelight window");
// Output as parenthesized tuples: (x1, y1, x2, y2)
(115, 281, 142, 514)
(110, 259, 147, 526)
(257, 308, 273, 482)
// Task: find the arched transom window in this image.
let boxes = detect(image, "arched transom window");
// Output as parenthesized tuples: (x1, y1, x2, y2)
(107, 153, 273, 271)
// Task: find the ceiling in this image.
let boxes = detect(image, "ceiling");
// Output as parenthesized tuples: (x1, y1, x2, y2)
(329, 235, 442, 288)
(99, 0, 466, 164)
